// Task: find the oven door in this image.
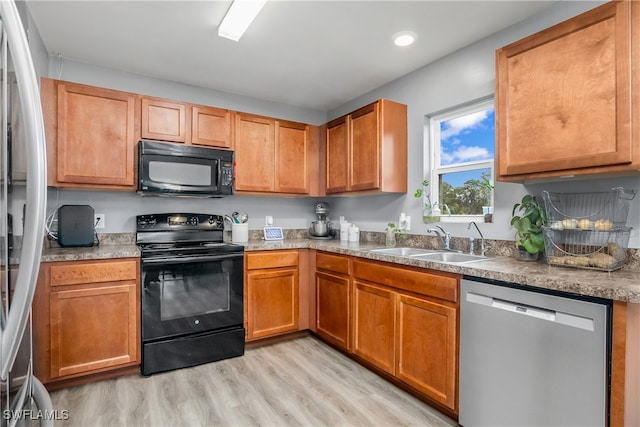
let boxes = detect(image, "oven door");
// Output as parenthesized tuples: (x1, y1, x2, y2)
(141, 252, 243, 342)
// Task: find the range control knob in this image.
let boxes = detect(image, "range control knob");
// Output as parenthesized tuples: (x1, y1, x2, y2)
(138, 216, 156, 227)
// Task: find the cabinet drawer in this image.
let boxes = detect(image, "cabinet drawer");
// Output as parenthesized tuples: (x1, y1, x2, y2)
(316, 252, 350, 275)
(246, 250, 298, 270)
(50, 260, 138, 287)
(353, 259, 459, 303)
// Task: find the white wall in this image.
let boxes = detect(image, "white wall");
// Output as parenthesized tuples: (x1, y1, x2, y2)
(25, 0, 640, 248)
(327, 0, 640, 248)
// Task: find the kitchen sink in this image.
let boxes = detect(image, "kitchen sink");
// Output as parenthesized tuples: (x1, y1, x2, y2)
(411, 252, 491, 264)
(369, 247, 437, 257)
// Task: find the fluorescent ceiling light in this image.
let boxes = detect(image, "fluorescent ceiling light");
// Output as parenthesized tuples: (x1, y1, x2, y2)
(393, 31, 417, 47)
(218, 0, 267, 42)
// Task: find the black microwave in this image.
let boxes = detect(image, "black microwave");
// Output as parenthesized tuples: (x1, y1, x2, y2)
(138, 140, 234, 197)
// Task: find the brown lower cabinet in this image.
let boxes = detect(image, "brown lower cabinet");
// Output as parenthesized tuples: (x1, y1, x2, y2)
(315, 252, 351, 350)
(395, 293, 457, 409)
(314, 251, 460, 415)
(33, 258, 140, 389)
(351, 258, 459, 413)
(245, 250, 300, 340)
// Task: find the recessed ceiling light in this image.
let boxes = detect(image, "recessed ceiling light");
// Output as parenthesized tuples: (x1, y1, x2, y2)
(393, 31, 417, 47)
(218, 0, 267, 42)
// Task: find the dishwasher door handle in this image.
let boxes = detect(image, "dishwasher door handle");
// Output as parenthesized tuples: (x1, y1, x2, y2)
(466, 291, 595, 331)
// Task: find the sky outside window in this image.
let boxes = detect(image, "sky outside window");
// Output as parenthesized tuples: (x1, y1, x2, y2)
(440, 108, 495, 187)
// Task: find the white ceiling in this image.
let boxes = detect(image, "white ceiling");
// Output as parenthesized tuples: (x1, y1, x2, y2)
(25, 1, 557, 112)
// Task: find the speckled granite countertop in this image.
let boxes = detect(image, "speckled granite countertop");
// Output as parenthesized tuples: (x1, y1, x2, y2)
(38, 235, 640, 303)
(40, 233, 140, 262)
(242, 239, 640, 303)
(41, 244, 140, 262)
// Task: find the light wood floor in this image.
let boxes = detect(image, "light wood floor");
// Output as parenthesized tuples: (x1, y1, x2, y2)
(50, 336, 458, 427)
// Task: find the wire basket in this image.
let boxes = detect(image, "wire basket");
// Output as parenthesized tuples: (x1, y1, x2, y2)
(543, 226, 631, 272)
(542, 187, 635, 230)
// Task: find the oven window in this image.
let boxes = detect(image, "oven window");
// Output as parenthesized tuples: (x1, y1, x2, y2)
(146, 262, 231, 321)
(149, 160, 212, 186)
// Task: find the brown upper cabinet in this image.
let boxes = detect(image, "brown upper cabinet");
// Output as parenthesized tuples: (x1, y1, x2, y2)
(42, 78, 406, 196)
(496, 1, 640, 182)
(141, 97, 233, 149)
(326, 99, 407, 194)
(41, 78, 138, 190)
(234, 113, 310, 195)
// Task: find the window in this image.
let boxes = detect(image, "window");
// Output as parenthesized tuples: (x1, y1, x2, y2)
(427, 97, 495, 223)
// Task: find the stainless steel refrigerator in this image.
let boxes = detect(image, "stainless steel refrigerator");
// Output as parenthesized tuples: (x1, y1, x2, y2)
(0, 0, 52, 426)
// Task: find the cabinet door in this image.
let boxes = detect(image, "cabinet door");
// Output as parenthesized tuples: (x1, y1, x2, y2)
(141, 97, 188, 143)
(496, 1, 632, 179)
(191, 105, 233, 149)
(275, 120, 309, 194)
(49, 282, 138, 379)
(247, 268, 299, 340)
(350, 102, 380, 191)
(352, 281, 395, 374)
(234, 114, 275, 192)
(55, 82, 136, 186)
(326, 116, 349, 193)
(316, 271, 350, 350)
(396, 294, 457, 411)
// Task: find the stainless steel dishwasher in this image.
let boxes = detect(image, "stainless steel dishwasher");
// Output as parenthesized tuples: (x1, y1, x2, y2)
(459, 278, 610, 427)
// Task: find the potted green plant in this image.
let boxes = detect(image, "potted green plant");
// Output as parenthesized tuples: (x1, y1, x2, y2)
(511, 194, 547, 261)
(414, 180, 440, 223)
(384, 223, 397, 247)
(477, 178, 494, 223)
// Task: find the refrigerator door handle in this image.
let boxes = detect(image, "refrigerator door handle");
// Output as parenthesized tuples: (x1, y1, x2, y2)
(0, 0, 47, 380)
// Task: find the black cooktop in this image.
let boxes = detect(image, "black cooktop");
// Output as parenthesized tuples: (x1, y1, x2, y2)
(136, 213, 244, 256)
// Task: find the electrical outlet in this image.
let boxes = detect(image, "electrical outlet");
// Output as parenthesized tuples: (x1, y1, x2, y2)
(94, 213, 105, 229)
(265, 216, 274, 226)
(399, 214, 411, 231)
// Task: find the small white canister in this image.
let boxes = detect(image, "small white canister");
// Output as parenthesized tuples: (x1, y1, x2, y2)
(348, 225, 359, 243)
(231, 223, 249, 243)
(340, 222, 350, 241)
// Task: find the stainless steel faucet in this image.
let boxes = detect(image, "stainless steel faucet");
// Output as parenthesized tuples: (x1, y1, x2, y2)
(467, 221, 485, 256)
(427, 225, 453, 251)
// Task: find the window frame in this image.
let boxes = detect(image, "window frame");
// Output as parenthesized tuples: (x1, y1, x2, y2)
(426, 96, 495, 224)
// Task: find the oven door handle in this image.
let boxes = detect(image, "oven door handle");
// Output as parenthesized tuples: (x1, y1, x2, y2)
(141, 253, 243, 265)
